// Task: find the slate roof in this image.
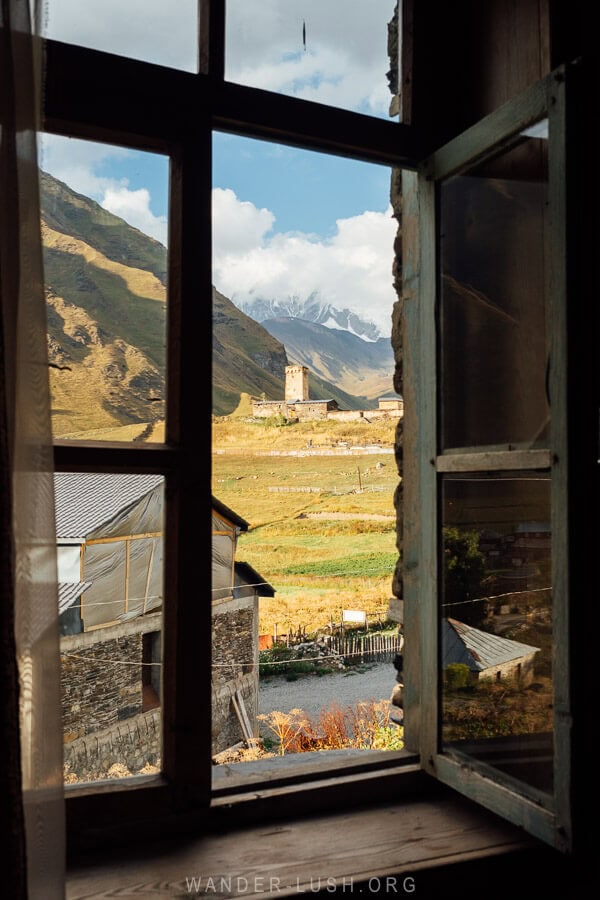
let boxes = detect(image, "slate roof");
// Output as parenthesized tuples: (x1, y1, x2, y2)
(54, 473, 163, 539)
(58, 582, 91, 615)
(443, 618, 539, 673)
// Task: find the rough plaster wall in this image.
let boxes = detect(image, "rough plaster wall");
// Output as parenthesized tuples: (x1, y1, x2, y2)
(61, 634, 143, 740)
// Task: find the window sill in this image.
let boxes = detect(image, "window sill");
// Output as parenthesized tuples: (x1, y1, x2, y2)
(65, 781, 570, 899)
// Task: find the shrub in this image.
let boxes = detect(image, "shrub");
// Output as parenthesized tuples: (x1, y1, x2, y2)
(445, 663, 471, 690)
(257, 701, 404, 755)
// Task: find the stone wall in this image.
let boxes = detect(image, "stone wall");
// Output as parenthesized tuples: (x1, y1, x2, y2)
(289, 401, 329, 420)
(212, 596, 258, 754)
(326, 409, 365, 422)
(60, 613, 161, 741)
(64, 709, 160, 780)
(61, 634, 143, 740)
(252, 400, 287, 418)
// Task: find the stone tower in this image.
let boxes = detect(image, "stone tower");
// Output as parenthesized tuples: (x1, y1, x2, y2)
(285, 365, 309, 402)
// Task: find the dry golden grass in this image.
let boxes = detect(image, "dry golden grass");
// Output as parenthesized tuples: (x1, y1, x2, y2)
(43, 224, 166, 302)
(212, 416, 401, 635)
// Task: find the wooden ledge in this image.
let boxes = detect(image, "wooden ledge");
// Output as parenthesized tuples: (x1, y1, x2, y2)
(65, 786, 563, 899)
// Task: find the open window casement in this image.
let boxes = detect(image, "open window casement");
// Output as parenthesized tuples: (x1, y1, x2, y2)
(403, 67, 572, 850)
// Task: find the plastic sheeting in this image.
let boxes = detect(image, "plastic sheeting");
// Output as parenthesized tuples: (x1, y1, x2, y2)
(88, 481, 163, 541)
(82, 541, 127, 628)
(79, 481, 164, 628)
(212, 532, 235, 601)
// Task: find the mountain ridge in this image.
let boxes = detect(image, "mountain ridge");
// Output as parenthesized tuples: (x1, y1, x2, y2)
(40, 171, 373, 430)
(236, 294, 383, 342)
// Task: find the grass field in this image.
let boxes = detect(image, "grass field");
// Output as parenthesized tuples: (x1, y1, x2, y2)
(212, 416, 401, 634)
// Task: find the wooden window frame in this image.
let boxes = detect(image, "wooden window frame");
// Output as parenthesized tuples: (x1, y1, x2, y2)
(44, 1, 423, 846)
(42, 2, 576, 855)
(404, 67, 573, 850)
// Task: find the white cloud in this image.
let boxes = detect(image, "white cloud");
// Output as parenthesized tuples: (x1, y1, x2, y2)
(226, 0, 397, 117)
(43, 0, 198, 72)
(212, 188, 275, 254)
(44, 0, 397, 116)
(101, 186, 168, 246)
(39, 134, 168, 245)
(212, 189, 397, 336)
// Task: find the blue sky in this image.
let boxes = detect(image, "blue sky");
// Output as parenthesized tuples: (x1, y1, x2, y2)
(41, 1, 399, 335)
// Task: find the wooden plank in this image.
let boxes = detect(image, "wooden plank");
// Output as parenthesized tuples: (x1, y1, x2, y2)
(160, 128, 213, 797)
(231, 692, 252, 743)
(124, 539, 130, 613)
(142, 539, 156, 614)
(434, 754, 561, 850)
(65, 791, 535, 898)
(424, 73, 552, 181)
(43, 39, 422, 171)
(199, 0, 225, 78)
(547, 65, 571, 849)
(212, 79, 420, 168)
(85, 532, 162, 546)
(436, 449, 551, 472)
(54, 441, 178, 474)
(417, 169, 438, 774)
(212, 751, 417, 795)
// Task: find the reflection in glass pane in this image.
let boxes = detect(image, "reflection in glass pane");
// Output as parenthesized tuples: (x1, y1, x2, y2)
(440, 474, 553, 796)
(40, 136, 168, 442)
(226, 0, 399, 119)
(58, 473, 164, 783)
(43, 0, 198, 72)
(440, 121, 549, 449)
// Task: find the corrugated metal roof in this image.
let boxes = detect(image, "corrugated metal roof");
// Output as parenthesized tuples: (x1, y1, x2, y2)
(443, 618, 539, 672)
(58, 582, 91, 615)
(234, 561, 275, 597)
(54, 473, 163, 538)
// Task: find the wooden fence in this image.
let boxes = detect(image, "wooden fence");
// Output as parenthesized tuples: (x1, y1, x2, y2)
(329, 632, 401, 664)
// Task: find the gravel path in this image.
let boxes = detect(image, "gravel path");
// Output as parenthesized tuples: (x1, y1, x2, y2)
(258, 662, 396, 726)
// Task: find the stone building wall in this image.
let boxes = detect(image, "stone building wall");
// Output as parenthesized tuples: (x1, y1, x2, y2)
(252, 400, 287, 418)
(326, 409, 365, 422)
(290, 402, 329, 420)
(60, 613, 161, 741)
(64, 709, 160, 780)
(212, 596, 258, 754)
(61, 634, 143, 741)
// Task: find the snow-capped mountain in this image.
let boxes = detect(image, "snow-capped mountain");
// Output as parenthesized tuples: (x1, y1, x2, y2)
(235, 294, 383, 342)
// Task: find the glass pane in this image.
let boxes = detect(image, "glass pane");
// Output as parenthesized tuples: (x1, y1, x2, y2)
(225, 0, 399, 120)
(40, 135, 168, 442)
(439, 120, 549, 450)
(58, 473, 164, 783)
(440, 474, 553, 797)
(211, 134, 403, 770)
(43, 0, 198, 72)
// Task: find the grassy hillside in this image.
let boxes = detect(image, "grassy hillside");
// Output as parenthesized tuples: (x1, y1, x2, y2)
(41, 171, 168, 282)
(212, 416, 400, 633)
(41, 170, 381, 432)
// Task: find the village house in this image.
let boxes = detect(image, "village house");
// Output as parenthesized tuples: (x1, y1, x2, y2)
(55, 472, 165, 777)
(57, 478, 271, 775)
(442, 618, 539, 684)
